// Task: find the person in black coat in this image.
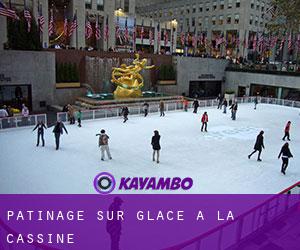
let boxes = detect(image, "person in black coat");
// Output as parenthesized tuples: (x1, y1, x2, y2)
(121, 106, 129, 123)
(192, 99, 199, 113)
(33, 121, 47, 147)
(230, 102, 238, 120)
(52, 121, 68, 150)
(151, 130, 161, 164)
(143, 102, 149, 117)
(278, 142, 293, 175)
(248, 130, 265, 161)
(222, 98, 228, 114)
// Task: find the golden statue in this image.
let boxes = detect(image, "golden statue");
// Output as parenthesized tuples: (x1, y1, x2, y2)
(111, 54, 155, 99)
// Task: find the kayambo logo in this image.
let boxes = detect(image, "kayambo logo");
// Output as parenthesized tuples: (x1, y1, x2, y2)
(93, 172, 193, 195)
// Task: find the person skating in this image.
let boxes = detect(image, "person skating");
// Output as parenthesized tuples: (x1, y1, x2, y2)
(254, 96, 258, 110)
(52, 121, 68, 150)
(230, 102, 238, 120)
(222, 98, 228, 114)
(159, 100, 165, 117)
(201, 112, 208, 132)
(248, 130, 265, 161)
(121, 106, 129, 123)
(278, 142, 293, 175)
(76, 109, 82, 127)
(282, 121, 291, 141)
(32, 121, 47, 147)
(96, 129, 112, 161)
(217, 94, 223, 109)
(67, 104, 75, 125)
(143, 102, 149, 117)
(192, 99, 199, 113)
(151, 130, 161, 164)
(183, 99, 189, 112)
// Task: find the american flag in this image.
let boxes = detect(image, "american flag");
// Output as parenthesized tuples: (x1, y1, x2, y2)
(37, 5, 45, 33)
(104, 15, 109, 41)
(69, 13, 78, 37)
(163, 25, 168, 47)
(133, 18, 137, 49)
(85, 15, 93, 39)
(258, 34, 264, 51)
(124, 17, 129, 42)
(24, 9, 32, 32)
(63, 13, 68, 37)
(253, 34, 257, 51)
(216, 33, 225, 46)
(0, 1, 19, 19)
(149, 20, 153, 46)
(48, 8, 54, 36)
(288, 33, 293, 51)
(115, 16, 122, 44)
(95, 19, 101, 40)
(192, 28, 197, 48)
(270, 36, 278, 48)
(279, 37, 285, 51)
(180, 31, 185, 47)
(140, 19, 144, 44)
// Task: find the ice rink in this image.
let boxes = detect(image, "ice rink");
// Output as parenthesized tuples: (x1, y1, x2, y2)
(0, 103, 299, 194)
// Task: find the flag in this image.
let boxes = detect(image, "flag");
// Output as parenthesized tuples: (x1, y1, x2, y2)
(180, 31, 185, 47)
(85, 15, 93, 39)
(216, 33, 224, 46)
(48, 8, 54, 36)
(192, 28, 197, 48)
(0, 1, 19, 19)
(149, 20, 153, 46)
(95, 18, 101, 40)
(124, 17, 129, 42)
(258, 34, 264, 51)
(63, 11, 68, 37)
(288, 33, 292, 51)
(133, 18, 136, 49)
(163, 24, 168, 47)
(279, 37, 285, 51)
(253, 34, 257, 51)
(23, 1, 32, 33)
(104, 15, 109, 41)
(270, 35, 278, 48)
(37, 4, 45, 33)
(140, 19, 144, 44)
(115, 15, 122, 44)
(69, 12, 78, 37)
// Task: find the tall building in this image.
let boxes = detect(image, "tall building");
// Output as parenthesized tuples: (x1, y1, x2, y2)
(136, 0, 290, 60)
(0, 0, 176, 53)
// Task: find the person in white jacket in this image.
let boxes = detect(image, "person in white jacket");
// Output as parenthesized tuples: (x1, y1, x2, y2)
(96, 129, 112, 161)
(21, 104, 29, 117)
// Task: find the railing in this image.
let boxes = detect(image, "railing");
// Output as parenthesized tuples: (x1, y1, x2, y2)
(165, 182, 300, 250)
(0, 114, 47, 130)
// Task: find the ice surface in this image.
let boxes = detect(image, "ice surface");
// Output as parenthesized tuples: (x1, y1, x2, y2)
(0, 103, 299, 194)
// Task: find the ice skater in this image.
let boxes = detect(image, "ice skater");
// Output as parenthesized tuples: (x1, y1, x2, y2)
(32, 121, 47, 147)
(201, 112, 208, 132)
(76, 109, 82, 127)
(67, 104, 75, 125)
(230, 102, 238, 120)
(143, 102, 149, 117)
(217, 94, 222, 109)
(183, 98, 189, 112)
(192, 99, 199, 113)
(52, 121, 68, 150)
(222, 98, 228, 114)
(151, 130, 161, 164)
(96, 129, 112, 161)
(254, 96, 258, 110)
(159, 100, 165, 117)
(278, 142, 293, 175)
(248, 130, 265, 161)
(121, 106, 129, 123)
(282, 121, 291, 141)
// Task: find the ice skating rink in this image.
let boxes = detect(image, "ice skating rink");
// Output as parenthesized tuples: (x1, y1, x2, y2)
(0, 103, 299, 194)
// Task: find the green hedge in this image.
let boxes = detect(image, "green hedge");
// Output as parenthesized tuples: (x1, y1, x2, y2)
(158, 64, 176, 80)
(56, 63, 79, 83)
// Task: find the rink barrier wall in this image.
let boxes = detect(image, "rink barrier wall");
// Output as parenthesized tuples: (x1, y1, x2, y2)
(56, 96, 300, 123)
(0, 114, 47, 130)
(165, 182, 300, 250)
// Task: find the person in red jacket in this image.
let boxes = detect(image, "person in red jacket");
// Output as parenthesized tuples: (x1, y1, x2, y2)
(282, 121, 291, 141)
(201, 112, 208, 132)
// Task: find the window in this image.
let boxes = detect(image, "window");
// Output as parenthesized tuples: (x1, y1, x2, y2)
(234, 14, 239, 24)
(251, 0, 254, 9)
(97, 0, 104, 11)
(213, 1, 217, 10)
(228, 0, 233, 9)
(260, 21, 263, 27)
(186, 18, 190, 27)
(255, 16, 258, 26)
(181, 7, 184, 14)
(212, 16, 216, 25)
(236, 0, 240, 8)
(204, 17, 209, 28)
(249, 14, 253, 25)
(192, 17, 195, 26)
(193, 5, 196, 13)
(206, 2, 210, 11)
(219, 15, 224, 25)
(124, 0, 129, 12)
(227, 14, 232, 24)
(220, 0, 224, 9)
(256, 1, 260, 10)
(186, 6, 190, 14)
(199, 4, 203, 12)
(198, 17, 202, 26)
(85, 0, 91, 9)
(261, 2, 265, 12)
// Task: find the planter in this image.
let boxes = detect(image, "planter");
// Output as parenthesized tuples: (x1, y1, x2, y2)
(224, 93, 235, 101)
(157, 80, 176, 85)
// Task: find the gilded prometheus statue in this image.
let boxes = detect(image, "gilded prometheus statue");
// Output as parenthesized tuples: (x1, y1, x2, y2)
(111, 54, 155, 99)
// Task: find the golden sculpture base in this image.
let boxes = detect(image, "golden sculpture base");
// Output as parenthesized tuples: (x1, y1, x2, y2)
(113, 87, 143, 99)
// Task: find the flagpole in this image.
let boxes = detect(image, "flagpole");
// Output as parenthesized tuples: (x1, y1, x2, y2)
(75, 9, 78, 49)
